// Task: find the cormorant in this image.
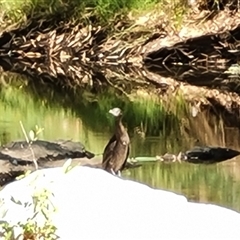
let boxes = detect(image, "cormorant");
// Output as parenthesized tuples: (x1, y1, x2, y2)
(102, 108, 130, 176)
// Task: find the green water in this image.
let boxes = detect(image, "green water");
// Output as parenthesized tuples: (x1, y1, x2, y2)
(125, 161, 240, 212)
(0, 72, 240, 212)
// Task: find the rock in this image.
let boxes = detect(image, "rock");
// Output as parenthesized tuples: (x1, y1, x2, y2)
(156, 146, 240, 164)
(0, 139, 95, 163)
(185, 146, 240, 164)
(0, 139, 95, 186)
(0, 166, 240, 239)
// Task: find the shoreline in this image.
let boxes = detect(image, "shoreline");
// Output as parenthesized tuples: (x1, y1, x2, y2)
(0, 5, 240, 117)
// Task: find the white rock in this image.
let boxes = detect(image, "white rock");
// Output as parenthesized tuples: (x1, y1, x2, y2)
(0, 166, 239, 240)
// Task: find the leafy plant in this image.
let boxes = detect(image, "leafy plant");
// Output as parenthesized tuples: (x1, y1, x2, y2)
(19, 121, 44, 170)
(0, 185, 58, 239)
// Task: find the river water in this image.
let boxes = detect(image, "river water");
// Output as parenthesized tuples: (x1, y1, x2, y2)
(0, 71, 240, 212)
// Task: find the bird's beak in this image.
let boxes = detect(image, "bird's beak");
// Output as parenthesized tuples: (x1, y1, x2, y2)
(109, 109, 118, 117)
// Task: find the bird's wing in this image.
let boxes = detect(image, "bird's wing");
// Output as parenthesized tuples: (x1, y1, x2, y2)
(121, 144, 130, 170)
(103, 135, 116, 156)
(102, 135, 116, 169)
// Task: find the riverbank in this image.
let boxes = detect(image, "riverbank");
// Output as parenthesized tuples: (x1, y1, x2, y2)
(0, 0, 189, 31)
(1, 1, 240, 121)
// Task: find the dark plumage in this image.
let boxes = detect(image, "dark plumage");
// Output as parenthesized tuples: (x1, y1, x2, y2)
(102, 108, 130, 176)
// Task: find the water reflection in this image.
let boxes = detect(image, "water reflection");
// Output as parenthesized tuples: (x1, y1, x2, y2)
(0, 71, 240, 212)
(125, 160, 240, 212)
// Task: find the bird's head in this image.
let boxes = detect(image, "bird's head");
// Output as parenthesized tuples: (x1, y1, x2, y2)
(109, 108, 122, 117)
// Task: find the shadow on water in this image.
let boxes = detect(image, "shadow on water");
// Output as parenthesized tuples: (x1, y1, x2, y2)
(0, 71, 240, 211)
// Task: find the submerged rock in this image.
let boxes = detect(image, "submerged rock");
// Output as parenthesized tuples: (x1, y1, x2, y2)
(185, 146, 240, 164)
(156, 152, 184, 162)
(156, 146, 240, 164)
(0, 167, 239, 239)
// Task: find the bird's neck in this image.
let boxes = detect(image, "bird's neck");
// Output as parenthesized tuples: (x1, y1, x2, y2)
(115, 116, 125, 133)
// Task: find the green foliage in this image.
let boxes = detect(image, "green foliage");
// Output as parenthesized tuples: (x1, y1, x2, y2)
(62, 158, 75, 173)
(20, 220, 57, 240)
(0, 221, 15, 240)
(0, 0, 189, 27)
(0, 0, 29, 22)
(86, 0, 159, 20)
(0, 80, 75, 144)
(165, 0, 189, 28)
(19, 121, 45, 169)
(0, 73, 190, 143)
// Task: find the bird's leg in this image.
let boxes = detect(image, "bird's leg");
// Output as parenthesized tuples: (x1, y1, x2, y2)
(117, 171, 121, 177)
(110, 168, 116, 175)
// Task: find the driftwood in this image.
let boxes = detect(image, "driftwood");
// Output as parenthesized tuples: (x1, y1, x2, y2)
(144, 10, 240, 57)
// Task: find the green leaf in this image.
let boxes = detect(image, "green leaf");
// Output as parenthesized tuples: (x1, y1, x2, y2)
(29, 130, 35, 142)
(62, 158, 74, 173)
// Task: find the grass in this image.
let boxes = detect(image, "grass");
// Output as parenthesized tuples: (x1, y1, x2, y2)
(2, 71, 237, 156)
(1, 70, 237, 148)
(0, 0, 191, 31)
(0, 71, 192, 153)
